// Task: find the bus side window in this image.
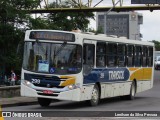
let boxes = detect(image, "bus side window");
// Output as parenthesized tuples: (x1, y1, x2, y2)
(117, 44, 126, 67)
(142, 46, 148, 67)
(148, 47, 153, 67)
(83, 44, 95, 75)
(96, 42, 106, 67)
(127, 45, 134, 67)
(135, 46, 142, 67)
(107, 43, 117, 67)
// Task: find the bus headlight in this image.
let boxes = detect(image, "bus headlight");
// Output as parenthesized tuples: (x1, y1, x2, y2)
(22, 80, 32, 88)
(68, 83, 80, 90)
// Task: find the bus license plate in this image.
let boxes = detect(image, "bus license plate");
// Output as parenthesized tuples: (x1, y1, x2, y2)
(43, 90, 53, 94)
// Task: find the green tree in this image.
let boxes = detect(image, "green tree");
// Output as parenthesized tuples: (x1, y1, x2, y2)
(152, 40, 160, 51)
(88, 26, 104, 35)
(47, 1, 95, 31)
(96, 26, 104, 34)
(28, 17, 50, 29)
(0, 0, 41, 74)
(0, 0, 95, 75)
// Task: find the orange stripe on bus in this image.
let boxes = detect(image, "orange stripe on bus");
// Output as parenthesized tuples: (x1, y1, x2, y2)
(130, 68, 152, 80)
(129, 68, 139, 71)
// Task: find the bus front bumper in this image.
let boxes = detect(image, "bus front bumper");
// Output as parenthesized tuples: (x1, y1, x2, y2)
(20, 80, 81, 101)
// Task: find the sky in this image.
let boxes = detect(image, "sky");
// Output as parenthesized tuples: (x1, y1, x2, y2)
(89, 10, 160, 41)
(87, 0, 160, 41)
(46, 0, 160, 41)
(138, 10, 160, 41)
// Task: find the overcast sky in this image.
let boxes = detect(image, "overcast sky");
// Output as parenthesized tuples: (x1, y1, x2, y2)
(47, 0, 160, 41)
(86, 0, 160, 41)
(89, 10, 160, 41)
(91, 0, 160, 41)
(138, 10, 160, 41)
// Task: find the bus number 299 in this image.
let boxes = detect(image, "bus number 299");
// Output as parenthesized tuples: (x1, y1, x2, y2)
(31, 79, 40, 84)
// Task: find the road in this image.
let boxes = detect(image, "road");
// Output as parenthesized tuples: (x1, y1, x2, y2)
(2, 70, 160, 119)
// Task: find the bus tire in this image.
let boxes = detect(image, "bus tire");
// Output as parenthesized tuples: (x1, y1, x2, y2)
(88, 84, 100, 106)
(126, 81, 136, 100)
(38, 98, 52, 107)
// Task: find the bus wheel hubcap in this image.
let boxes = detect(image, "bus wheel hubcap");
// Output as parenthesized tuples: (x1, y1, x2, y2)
(92, 87, 98, 103)
(131, 85, 135, 96)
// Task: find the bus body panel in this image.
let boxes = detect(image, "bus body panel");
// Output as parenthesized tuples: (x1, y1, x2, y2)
(80, 85, 94, 101)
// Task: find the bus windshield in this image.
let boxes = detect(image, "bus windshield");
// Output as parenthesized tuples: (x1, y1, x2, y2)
(23, 42, 82, 74)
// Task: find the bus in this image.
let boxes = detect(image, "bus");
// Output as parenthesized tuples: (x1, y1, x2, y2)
(21, 30, 154, 107)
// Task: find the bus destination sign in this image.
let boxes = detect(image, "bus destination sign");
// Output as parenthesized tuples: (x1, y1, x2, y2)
(29, 31, 75, 42)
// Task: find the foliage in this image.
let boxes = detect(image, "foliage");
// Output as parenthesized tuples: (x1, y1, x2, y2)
(0, 0, 41, 74)
(88, 26, 104, 35)
(0, 0, 94, 75)
(47, 1, 95, 31)
(151, 40, 160, 51)
(28, 17, 50, 29)
(95, 26, 104, 34)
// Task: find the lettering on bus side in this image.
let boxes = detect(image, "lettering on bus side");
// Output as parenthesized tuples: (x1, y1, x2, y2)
(84, 68, 130, 84)
(109, 71, 124, 80)
(98, 68, 130, 82)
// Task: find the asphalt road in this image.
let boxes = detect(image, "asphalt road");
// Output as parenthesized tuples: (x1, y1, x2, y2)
(2, 70, 160, 119)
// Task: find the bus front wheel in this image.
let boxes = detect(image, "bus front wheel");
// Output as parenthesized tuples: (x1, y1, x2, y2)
(38, 98, 52, 107)
(88, 84, 100, 106)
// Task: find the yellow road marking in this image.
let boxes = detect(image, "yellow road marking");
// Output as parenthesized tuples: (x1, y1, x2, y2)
(0, 106, 4, 120)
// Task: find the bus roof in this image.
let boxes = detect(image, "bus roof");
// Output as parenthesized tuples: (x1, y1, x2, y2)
(75, 32, 154, 46)
(25, 30, 154, 46)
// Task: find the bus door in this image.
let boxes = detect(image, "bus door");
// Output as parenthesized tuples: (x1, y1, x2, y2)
(83, 40, 95, 76)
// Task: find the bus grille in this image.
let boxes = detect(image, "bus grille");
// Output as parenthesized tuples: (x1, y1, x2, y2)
(24, 73, 68, 88)
(33, 84, 64, 88)
(37, 93, 59, 97)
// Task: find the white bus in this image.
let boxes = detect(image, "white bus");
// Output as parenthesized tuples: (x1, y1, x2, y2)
(21, 30, 154, 106)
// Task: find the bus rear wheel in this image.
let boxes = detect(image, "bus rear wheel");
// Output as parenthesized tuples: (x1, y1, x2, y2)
(126, 81, 136, 100)
(38, 98, 52, 107)
(120, 81, 136, 100)
(88, 84, 100, 106)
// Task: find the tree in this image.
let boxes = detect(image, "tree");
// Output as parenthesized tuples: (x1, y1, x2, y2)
(0, 0, 41, 74)
(47, 1, 95, 31)
(152, 40, 160, 51)
(0, 0, 95, 75)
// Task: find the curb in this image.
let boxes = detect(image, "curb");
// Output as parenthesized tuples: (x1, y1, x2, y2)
(1, 101, 38, 108)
